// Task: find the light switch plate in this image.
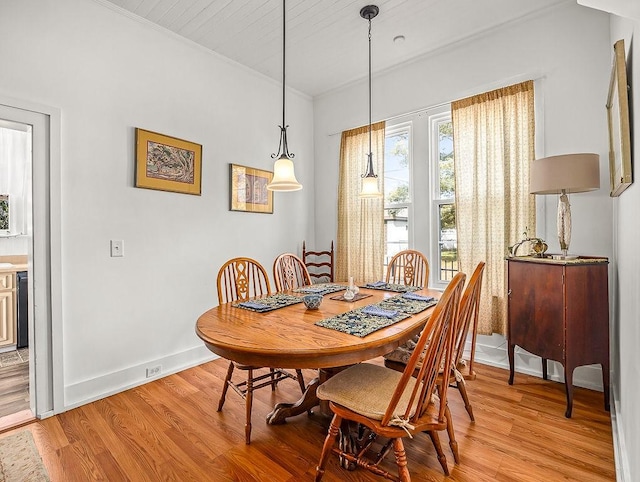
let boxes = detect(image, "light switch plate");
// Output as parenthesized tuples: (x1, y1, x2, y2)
(110, 239, 124, 257)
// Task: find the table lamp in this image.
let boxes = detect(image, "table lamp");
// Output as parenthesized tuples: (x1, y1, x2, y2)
(529, 153, 600, 258)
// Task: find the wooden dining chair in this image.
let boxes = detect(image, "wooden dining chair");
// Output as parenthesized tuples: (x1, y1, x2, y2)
(315, 273, 466, 480)
(273, 253, 311, 291)
(448, 261, 485, 420)
(385, 262, 486, 422)
(386, 249, 429, 287)
(216, 257, 306, 444)
(302, 241, 334, 283)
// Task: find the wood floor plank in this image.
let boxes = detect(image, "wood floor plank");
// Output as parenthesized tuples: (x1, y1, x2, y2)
(24, 359, 615, 481)
(0, 362, 29, 418)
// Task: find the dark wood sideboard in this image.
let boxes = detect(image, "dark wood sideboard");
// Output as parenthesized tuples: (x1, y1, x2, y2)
(506, 256, 610, 417)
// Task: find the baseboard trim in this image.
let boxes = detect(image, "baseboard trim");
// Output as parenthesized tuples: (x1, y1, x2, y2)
(63, 345, 217, 411)
(469, 334, 605, 391)
(611, 396, 631, 481)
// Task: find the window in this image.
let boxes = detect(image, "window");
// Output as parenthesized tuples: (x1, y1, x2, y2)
(0, 122, 30, 236)
(383, 123, 411, 270)
(430, 112, 458, 282)
(379, 110, 458, 288)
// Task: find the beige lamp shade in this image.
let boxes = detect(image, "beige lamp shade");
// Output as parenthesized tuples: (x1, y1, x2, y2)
(529, 153, 600, 258)
(530, 153, 600, 194)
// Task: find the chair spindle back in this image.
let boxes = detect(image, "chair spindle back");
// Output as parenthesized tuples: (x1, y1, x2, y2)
(273, 253, 311, 292)
(453, 262, 485, 373)
(386, 249, 429, 288)
(217, 257, 271, 304)
(381, 272, 466, 427)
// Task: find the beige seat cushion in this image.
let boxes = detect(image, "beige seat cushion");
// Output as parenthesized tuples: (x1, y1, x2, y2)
(317, 363, 418, 421)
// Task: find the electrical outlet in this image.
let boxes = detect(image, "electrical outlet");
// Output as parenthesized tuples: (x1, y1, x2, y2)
(110, 239, 124, 257)
(146, 365, 161, 378)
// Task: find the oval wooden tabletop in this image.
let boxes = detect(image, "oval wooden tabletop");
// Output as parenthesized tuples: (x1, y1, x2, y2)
(196, 287, 441, 369)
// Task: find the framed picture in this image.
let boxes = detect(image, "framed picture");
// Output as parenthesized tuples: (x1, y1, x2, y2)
(606, 39, 633, 197)
(135, 128, 202, 195)
(229, 164, 274, 214)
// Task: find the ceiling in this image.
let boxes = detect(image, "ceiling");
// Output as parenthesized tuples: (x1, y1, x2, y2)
(102, 0, 569, 97)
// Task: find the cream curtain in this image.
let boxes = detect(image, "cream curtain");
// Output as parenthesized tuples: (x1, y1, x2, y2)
(452, 81, 536, 335)
(336, 121, 385, 284)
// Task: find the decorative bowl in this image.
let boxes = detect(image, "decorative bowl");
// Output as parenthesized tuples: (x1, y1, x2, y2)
(302, 293, 323, 310)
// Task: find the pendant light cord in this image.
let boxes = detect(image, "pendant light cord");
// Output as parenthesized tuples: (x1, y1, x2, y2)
(368, 17, 372, 157)
(282, 0, 286, 130)
(272, 0, 293, 160)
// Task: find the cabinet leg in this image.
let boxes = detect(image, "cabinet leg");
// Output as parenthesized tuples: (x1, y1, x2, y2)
(542, 358, 548, 380)
(602, 361, 610, 412)
(508, 343, 515, 385)
(564, 365, 575, 418)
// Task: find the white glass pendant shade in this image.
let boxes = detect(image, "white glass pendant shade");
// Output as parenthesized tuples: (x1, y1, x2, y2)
(360, 175, 382, 198)
(267, 155, 302, 191)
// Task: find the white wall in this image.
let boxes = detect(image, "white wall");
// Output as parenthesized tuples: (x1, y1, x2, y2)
(315, 4, 613, 385)
(0, 0, 315, 408)
(608, 14, 639, 482)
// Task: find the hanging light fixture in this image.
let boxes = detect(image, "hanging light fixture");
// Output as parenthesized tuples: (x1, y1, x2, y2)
(359, 4, 383, 199)
(267, 0, 302, 192)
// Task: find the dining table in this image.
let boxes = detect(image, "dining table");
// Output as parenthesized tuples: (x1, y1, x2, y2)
(195, 284, 441, 425)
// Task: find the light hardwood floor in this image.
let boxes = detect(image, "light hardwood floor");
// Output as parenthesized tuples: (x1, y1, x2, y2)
(0, 358, 29, 418)
(5, 359, 615, 481)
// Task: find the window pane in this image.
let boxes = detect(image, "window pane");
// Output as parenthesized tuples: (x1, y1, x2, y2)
(384, 126, 411, 273)
(384, 207, 408, 268)
(0, 195, 8, 230)
(438, 121, 455, 199)
(384, 131, 410, 203)
(439, 203, 458, 281)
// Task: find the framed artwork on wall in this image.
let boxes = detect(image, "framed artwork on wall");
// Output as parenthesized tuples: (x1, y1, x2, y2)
(135, 128, 202, 195)
(606, 39, 633, 197)
(229, 164, 274, 214)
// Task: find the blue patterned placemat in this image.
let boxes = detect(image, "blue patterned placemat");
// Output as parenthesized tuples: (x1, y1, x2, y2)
(362, 281, 421, 293)
(233, 293, 303, 312)
(294, 283, 346, 295)
(315, 303, 411, 337)
(378, 293, 438, 315)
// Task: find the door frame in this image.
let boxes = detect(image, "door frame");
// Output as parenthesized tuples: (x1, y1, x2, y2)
(0, 96, 63, 417)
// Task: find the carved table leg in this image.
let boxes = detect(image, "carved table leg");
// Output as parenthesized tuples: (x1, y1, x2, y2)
(266, 377, 320, 425)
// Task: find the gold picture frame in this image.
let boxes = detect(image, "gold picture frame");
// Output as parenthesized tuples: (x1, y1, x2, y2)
(135, 128, 202, 195)
(229, 164, 274, 214)
(606, 39, 633, 197)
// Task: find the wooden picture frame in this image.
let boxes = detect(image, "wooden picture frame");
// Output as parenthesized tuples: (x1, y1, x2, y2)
(229, 164, 274, 214)
(135, 128, 202, 195)
(606, 39, 633, 197)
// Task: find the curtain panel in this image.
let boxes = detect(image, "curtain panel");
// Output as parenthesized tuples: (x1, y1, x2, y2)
(336, 121, 385, 284)
(452, 80, 536, 335)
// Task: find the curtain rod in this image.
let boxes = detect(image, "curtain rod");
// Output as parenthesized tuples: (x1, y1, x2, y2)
(327, 74, 546, 137)
(327, 100, 450, 137)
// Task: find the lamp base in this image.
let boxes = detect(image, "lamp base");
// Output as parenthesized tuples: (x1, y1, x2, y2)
(557, 190, 572, 256)
(551, 254, 579, 260)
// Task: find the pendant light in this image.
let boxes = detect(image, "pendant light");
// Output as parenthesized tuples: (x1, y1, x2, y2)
(359, 4, 383, 199)
(267, 0, 302, 192)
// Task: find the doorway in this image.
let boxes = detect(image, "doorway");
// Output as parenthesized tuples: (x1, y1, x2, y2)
(0, 101, 60, 428)
(0, 117, 33, 428)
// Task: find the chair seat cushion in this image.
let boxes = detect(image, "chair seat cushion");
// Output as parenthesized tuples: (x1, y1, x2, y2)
(317, 363, 418, 421)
